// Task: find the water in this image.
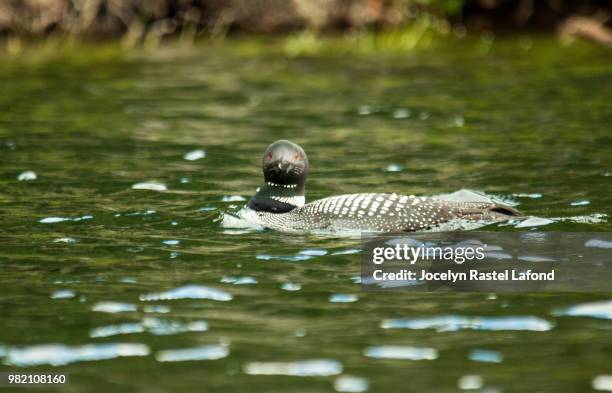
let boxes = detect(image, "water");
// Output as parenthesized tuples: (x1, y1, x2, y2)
(0, 38, 611, 392)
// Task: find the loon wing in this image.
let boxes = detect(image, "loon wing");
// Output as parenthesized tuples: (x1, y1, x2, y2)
(298, 193, 520, 232)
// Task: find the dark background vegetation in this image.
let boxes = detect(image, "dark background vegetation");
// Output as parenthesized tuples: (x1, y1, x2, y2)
(1, 0, 611, 40)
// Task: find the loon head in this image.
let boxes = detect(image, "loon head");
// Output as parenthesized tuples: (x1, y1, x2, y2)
(262, 139, 309, 188)
(248, 140, 308, 213)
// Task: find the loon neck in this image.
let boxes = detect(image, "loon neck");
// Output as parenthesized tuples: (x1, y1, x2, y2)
(247, 182, 305, 213)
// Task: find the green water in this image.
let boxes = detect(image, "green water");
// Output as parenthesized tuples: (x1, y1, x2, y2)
(0, 38, 611, 392)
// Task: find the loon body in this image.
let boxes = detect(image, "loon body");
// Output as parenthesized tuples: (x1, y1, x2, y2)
(235, 140, 520, 233)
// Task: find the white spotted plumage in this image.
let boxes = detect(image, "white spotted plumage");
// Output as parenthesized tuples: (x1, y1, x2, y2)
(238, 193, 519, 233)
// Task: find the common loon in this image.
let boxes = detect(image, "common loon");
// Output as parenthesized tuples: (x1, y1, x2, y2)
(235, 140, 521, 233)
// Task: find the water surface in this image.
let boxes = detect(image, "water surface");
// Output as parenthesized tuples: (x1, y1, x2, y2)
(0, 38, 611, 392)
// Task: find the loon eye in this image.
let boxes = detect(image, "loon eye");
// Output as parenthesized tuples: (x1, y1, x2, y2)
(293, 152, 301, 160)
(266, 153, 273, 161)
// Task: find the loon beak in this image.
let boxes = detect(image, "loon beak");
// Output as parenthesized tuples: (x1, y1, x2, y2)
(275, 161, 292, 173)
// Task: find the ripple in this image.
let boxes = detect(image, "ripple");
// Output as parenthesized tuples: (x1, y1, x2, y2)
(485, 252, 513, 260)
(155, 344, 229, 362)
(517, 255, 556, 262)
(3, 343, 150, 366)
(40, 215, 93, 224)
(244, 359, 343, 376)
(257, 249, 327, 262)
(555, 300, 612, 320)
(132, 182, 167, 191)
(221, 195, 246, 202)
(513, 193, 542, 199)
(515, 217, 554, 228)
(357, 105, 372, 115)
(39, 217, 71, 224)
(384, 164, 403, 172)
(331, 248, 361, 255)
(51, 290, 75, 299)
(92, 302, 137, 313)
(585, 239, 612, 249)
(257, 254, 313, 262)
(570, 200, 590, 206)
(221, 276, 258, 285)
(142, 318, 208, 335)
(418, 111, 430, 120)
(556, 213, 607, 224)
(364, 345, 438, 360)
(90, 323, 145, 338)
(53, 237, 77, 243)
(381, 315, 553, 332)
(593, 376, 612, 392)
(162, 239, 180, 245)
(458, 375, 484, 390)
(468, 349, 503, 363)
(139, 285, 233, 302)
(125, 209, 156, 216)
(183, 149, 206, 161)
(281, 282, 302, 291)
(143, 305, 171, 313)
(17, 171, 37, 181)
(299, 249, 327, 256)
(329, 294, 358, 303)
(451, 115, 465, 127)
(334, 375, 369, 392)
(392, 108, 411, 119)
